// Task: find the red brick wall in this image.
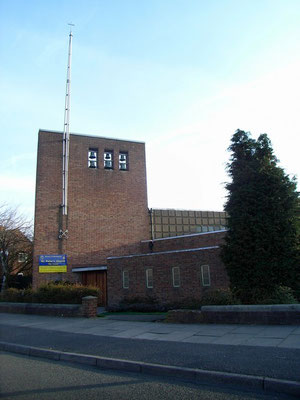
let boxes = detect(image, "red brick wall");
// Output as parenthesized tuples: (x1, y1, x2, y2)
(107, 246, 229, 308)
(33, 130, 150, 287)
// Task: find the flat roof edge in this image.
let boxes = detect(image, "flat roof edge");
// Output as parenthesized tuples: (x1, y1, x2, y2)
(72, 266, 107, 272)
(107, 246, 220, 260)
(141, 230, 228, 243)
(150, 208, 227, 213)
(38, 129, 145, 145)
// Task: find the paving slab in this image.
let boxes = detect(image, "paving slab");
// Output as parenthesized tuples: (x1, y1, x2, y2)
(131, 332, 165, 341)
(255, 326, 296, 338)
(71, 327, 124, 336)
(98, 321, 153, 330)
(278, 334, 300, 349)
(191, 327, 236, 337)
(243, 338, 284, 347)
(148, 327, 180, 334)
(212, 333, 254, 345)
(230, 325, 266, 334)
(105, 314, 166, 322)
(147, 331, 195, 342)
(58, 321, 107, 329)
(1, 319, 53, 328)
(111, 330, 149, 339)
(289, 326, 300, 334)
(31, 322, 90, 331)
(182, 335, 219, 344)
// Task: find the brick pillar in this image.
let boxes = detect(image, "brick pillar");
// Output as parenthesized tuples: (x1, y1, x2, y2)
(81, 296, 98, 318)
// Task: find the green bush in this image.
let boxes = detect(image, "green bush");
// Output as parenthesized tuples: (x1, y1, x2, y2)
(0, 282, 100, 305)
(250, 286, 298, 305)
(1, 288, 22, 302)
(172, 297, 203, 310)
(0, 287, 34, 303)
(33, 283, 100, 304)
(116, 296, 161, 312)
(200, 289, 240, 306)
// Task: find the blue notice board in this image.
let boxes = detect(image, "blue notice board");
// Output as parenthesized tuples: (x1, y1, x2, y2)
(39, 255, 67, 273)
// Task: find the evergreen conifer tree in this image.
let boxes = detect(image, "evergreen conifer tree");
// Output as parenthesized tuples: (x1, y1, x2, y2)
(221, 130, 299, 303)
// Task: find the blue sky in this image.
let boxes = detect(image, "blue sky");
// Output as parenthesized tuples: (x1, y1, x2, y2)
(1, 0, 300, 220)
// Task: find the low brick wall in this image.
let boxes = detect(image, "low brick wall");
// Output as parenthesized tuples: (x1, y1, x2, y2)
(0, 296, 98, 318)
(166, 304, 300, 325)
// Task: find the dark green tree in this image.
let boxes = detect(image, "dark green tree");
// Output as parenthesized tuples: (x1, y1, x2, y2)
(221, 130, 300, 303)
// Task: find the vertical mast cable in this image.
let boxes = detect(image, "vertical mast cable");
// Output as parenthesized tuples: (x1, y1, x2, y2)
(62, 25, 74, 216)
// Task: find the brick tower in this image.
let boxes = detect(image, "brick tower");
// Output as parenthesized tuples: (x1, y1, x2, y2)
(32, 129, 150, 304)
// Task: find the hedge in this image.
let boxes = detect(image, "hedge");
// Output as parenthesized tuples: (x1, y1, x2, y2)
(0, 282, 101, 305)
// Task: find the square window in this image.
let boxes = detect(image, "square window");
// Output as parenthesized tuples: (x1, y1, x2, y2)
(119, 152, 128, 170)
(104, 150, 114, 169)
(88, 149, 98, 168)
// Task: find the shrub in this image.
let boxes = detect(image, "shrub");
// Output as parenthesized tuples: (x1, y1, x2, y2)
(172, 297, 203, 310)
(7, 274, 32, 290)
(33, 282, 100, 304)
(250, 286, 298, 305)
(0, 282, 100, 305)
(0, 287, 34, 303)
(1, 288, 22, 302)
(116, 296, 161, 312)
(200, 289, 240, 306)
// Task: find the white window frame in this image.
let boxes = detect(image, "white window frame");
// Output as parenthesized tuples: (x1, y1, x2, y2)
(172, 267, 180, 287)
(119, 152, 128, 170)
(88, 148, 98, 168)
(201, 265, 211, 286)
(104, 150, 114, 169)
(146, 268, 153, 288)
(122, 270, 129, 289)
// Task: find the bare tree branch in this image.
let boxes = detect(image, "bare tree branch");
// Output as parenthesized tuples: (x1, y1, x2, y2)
(0, 204, 33, 292)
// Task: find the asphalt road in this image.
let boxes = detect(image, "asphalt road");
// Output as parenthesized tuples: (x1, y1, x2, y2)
(0, 324, 299, 382)
(0, 352, 296, 400)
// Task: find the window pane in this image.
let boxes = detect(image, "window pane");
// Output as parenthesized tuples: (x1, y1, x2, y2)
(201, 265, 211, 286)
(123, 270, 129, 289)
(146, 268, 153, 288)
(172, 267, 180, 287)
(104, 151, 113, 169)
(119, 152, 128, 170)
(88, 149, 98, 168)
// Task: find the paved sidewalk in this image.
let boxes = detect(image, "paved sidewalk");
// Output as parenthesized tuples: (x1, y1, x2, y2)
(1, 312, 300, 348)
(1, 312, 300, 397)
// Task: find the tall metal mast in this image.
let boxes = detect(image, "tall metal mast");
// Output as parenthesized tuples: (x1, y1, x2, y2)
(62, 24, 74, 216)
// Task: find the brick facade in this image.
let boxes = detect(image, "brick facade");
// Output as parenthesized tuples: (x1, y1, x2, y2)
(33, 129, 230, 309)
(107, 231, 229, 309)
(33, 130, 150, 288)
